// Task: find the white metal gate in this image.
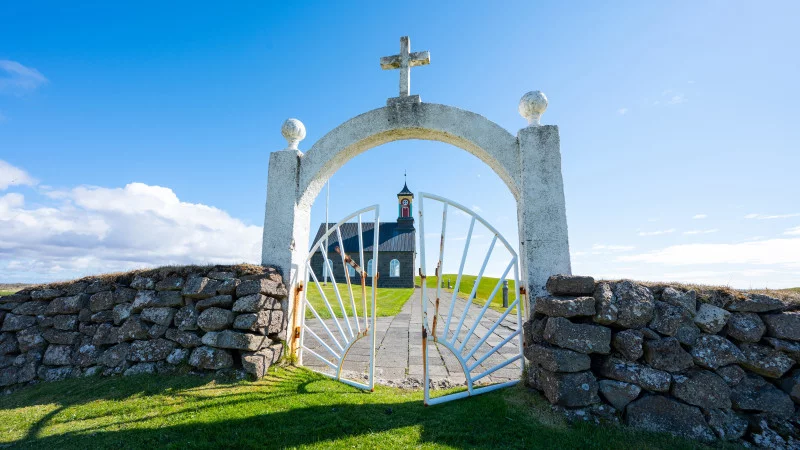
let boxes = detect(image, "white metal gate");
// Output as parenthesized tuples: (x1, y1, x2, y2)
(297, 205, 380, 390)
(418, 193, 525, 405)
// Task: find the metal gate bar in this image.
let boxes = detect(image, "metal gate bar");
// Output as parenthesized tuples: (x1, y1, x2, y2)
(297, 205, 380, 391)
(418, 192, 525, 406)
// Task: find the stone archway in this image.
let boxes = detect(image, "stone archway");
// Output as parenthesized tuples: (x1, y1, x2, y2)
(261, 95, 571, 347)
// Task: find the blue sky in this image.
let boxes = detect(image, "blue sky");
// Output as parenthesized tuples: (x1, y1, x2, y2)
(1, 1, 799, 287)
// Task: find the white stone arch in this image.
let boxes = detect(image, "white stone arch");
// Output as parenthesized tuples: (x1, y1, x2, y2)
(297, 103, 521, 210)
(262, 94, 572, 347)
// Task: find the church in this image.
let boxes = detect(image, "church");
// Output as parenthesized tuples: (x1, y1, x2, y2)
(309, 180, 416, 288)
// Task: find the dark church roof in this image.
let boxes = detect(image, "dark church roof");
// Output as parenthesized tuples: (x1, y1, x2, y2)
(397, 182, 413, 196)
(311, 222, 415, 254)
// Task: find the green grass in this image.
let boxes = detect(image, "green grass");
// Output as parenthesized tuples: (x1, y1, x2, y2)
(0, 367, 709, 449)
(0, 290, 17, 297)
(416, 274, 519, 315)
(304, 285, 414, 319)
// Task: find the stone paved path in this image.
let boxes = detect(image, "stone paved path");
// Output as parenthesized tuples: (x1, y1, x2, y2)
(301, 287, 522, 388)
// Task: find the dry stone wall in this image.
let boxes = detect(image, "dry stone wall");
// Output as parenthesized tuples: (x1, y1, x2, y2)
(525, 275, 800, 448)
(0, 265, 287, 390)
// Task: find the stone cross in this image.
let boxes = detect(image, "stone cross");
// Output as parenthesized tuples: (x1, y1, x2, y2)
(380, 36, 430, 99)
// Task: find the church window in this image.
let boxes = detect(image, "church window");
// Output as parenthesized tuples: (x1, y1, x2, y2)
(390, 259, 400, 277)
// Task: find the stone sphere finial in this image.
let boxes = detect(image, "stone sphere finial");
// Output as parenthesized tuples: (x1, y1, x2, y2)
(518, 91, 548, 127)
(281, 118, 306, 150)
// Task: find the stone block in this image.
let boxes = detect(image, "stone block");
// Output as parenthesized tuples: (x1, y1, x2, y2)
(648, 301, 690, 336)
(726, 293, 784, 313)
(738, 342, 794, 378)
(715, 364, 746, 386)
(763, 312, 800, 341)
(241, 343, 283, 378)
(112, 303, 133, 325)
(592, 282, 617, 325)
(42, 329, 80, 345)
(612, 329, 643, 361)
(208, 271, 235, 281)
(38, 365, 80, 382)
(539, 369, 599, 407)
(779, 369, 800, 404)
(235, 279, 287, 299)
(598, 380, 641, 410)
(164, 328, 202, 348)
(113, 287, 137, 304)
(130, 275, 155, 290)
(545, 275, 594, 296)
(85, 280, 112, 294)
(610, 281, 654, 328)
(16, 328, 44, 353)
(128, 339, 175, 362)
(209, 330, 266, 351)
(189, 346, 233, 370)
(731, 374, 795, 419)
(73, 344, 101, 368)
(89, 291, 115, 312)
(45, 295, 88, 315)
(671, 369, 731, 409)
(233, 311, 283, 335)
(90, 310, 114, 323)
(99, 343, 130, 367)
(11, 300, 49, 316)
(523, 343, 591, 373)
(706, 409, 748, 441)
(599, 357, 671, 392)
(131, 290, 159, 312)
(534, 296, 595, 318)
(117, 317, 149, 342)
(1, 313, 36, 331)
(660, 287, 696, 315)
(643, 337, 694, 373)
(232, 294, 281, 313)
(140, 307, 177, 326)
(124, 362, 156, 376)
(174, 305, 199, 331)
(92, 323, 119, 345)
(156, 291, 184, 308)
(182, 277, 221, 299)
(31, 289, 64, 300)
(216, 279, 240, 295)
(626, 396, 715, 442)
(196, 295, 233, 312)
(764, 337, 800, 361)
(155, 276, 184, 291)
(148, 324, 168, 339)
(43, 344, 73, 365)
(53, 314, 78, 331)
(690, 335, 744, 369)
(693, 303, 730, 334)
(166, 348, 189, 365)
(542, 317, 610, 354)
(197, 307, 234, 332)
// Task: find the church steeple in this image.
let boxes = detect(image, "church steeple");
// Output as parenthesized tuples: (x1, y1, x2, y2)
(397, 172, 414, 229)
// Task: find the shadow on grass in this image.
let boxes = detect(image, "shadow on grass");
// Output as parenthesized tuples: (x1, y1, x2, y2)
(1, 367, 706, 450)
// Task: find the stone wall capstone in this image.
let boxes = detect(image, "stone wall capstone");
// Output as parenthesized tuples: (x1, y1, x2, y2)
(525, 275, 800, 447)
(0, 264, 287, 390)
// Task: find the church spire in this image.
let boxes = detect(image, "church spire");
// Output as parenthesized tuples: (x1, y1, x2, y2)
(397, 174, 414, 229)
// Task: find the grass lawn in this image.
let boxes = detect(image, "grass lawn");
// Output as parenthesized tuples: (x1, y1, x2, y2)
(0, 290, 17, 296)
(416, 274, 519, 315)
(304, 285, 414, 320)
(0, 366, 706, 450)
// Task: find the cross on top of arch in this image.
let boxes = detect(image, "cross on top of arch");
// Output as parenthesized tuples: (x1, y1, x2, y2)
(380, 36, 430, 105)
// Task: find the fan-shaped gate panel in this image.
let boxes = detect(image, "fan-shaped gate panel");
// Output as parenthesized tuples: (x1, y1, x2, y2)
(418, 193, 525, 405)
(297, 205, 380, 390)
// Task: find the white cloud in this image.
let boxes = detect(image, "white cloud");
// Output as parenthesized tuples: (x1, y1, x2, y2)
(0, 160, 37, 190)
(617, 238, 800, 266)
(591, 244, 635, 252)
(0, 60, 48, 95)
(683, 229, 719, 235)
(667, 94, 687, 105)
(745, 213, 800, 220)
(638, 228, 676, 236)
(692, 214, 707, 219)
(785, 226, 800, 236)
(618, 108, 628, 115)
(0, 181, 262, 282)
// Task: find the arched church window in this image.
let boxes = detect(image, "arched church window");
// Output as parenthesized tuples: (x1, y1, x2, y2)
(347, 264, 355, 277)
(367, 259, 374, 276)
(390, 259, 400, 277)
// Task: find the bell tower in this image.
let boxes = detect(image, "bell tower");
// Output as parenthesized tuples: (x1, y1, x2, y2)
(397, 173, 414, 230)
